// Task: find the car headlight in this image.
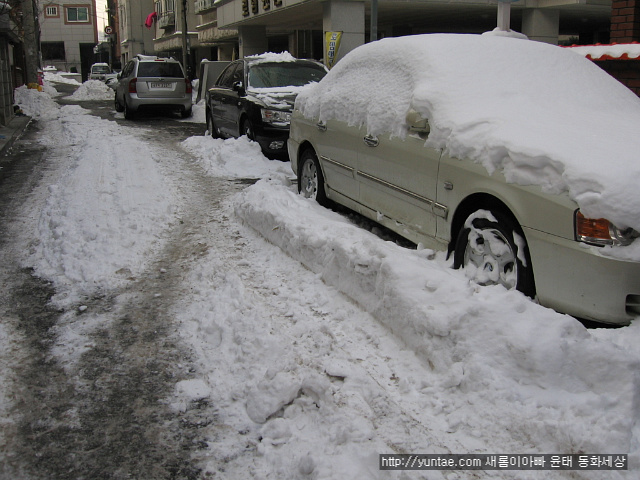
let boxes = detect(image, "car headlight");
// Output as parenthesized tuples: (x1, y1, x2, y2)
(575, 210, 638, 246)
(261, 109, 291, 126)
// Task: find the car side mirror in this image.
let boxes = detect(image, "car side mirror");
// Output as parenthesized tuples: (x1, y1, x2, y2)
(406, 109, 430, 136)
(117, 73, 121, 79)
(233, 81, 245, 95)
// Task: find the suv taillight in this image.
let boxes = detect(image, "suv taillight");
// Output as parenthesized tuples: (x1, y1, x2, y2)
(128, 78, 137, 93)
(185, 78, 192, 94)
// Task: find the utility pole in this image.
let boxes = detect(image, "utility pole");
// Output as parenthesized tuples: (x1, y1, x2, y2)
(181, 0, 189, 78)
(22, 0, 39, 85)
(370, 0, 378, 42)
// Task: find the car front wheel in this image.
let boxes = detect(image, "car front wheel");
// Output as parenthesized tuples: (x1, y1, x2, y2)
(242, 119, 254, 141)
(297, 149, 327, 206)
(207, 111, 218, 138)
(453, 209, 535, 297)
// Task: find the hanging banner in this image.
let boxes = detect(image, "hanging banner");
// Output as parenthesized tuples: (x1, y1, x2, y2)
(325, 31, 343, 69)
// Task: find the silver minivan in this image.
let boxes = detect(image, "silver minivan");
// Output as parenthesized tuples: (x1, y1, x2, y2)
(114, 55, 192, 119)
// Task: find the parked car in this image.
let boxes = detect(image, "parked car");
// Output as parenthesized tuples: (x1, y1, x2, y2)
(288, 33, 640, 325)
(89, 62, 111, 81)
(114, 55, 192, 120)
(205, 53, 327, 157)
(104, 73, 119, 89)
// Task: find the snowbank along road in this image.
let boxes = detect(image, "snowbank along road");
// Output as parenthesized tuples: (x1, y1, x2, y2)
(0, 78, 638, 480)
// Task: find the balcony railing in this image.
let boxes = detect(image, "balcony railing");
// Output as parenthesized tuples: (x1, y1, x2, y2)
(158, 12, 175, 29)
(195, 0, 216, 13)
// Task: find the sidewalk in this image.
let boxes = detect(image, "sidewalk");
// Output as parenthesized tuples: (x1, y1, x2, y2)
(0, 114, 32, 157)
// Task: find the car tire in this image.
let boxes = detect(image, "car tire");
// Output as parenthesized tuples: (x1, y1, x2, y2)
(453, 209, 535, 297)
(181, 107, 192, 119)
(297, 148, 327, 206)
(124, 100, 135, 120)
(242, 119, 254, 141)
(207, 111, 218, 138)
(114, 93, 124, 113)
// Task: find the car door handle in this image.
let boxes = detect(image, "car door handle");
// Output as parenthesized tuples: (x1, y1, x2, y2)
(316, 121, 327, 132)
(363, 134, 379, 147)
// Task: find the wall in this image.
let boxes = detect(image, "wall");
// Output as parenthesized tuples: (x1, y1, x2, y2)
(594, 58, 640, 96)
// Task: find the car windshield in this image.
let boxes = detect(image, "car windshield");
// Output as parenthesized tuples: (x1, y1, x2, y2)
(247, 62, 326, 89)
(92, 65, 110, 74)
(137, 62, 183, 78)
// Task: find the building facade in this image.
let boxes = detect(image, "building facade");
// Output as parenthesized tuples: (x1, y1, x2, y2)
(0, 2, 22, 125)
(204, 0, 614, 65)
(115, 0, 614, 77)
(39, 0, 98, 79)
(152, 0, 200, 77)
(194, 0, 237, 63)
(117, 0, 155, 64)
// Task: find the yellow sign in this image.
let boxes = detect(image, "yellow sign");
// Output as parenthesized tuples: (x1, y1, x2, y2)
(325, 31, 342, 69)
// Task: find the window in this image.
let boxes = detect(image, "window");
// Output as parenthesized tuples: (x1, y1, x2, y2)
(122, 60, 135, 78)
(66, 6, 89, 22)
(41, 42, 66, 61)
(217, 63, 239, 88)
(45, 6, 59, 17)
(137, 62, 184, 78)
(248, 62, 327, 89)
(91, 65, 111, 74)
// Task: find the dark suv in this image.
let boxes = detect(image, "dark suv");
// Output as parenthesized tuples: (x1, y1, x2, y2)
(205, 54, 327, 157)
(114, 55, 192, 119)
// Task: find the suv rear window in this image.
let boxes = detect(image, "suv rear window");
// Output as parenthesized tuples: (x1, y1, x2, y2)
(137, 62, 184, 78)
(248, 62, 326, 89)
(91, 65, 110, 74)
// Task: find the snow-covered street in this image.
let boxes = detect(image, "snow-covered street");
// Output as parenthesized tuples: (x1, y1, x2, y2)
(0, 79, 638, 479)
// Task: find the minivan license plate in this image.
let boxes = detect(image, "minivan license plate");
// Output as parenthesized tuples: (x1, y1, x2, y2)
(150, 82, 172, 88)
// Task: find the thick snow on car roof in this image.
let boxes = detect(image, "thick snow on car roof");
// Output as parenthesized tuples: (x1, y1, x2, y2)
(296, 33, 640, 237)
(246, 51, 298, 64)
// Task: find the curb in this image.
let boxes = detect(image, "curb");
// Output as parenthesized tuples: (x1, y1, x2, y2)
(0, 115, 32, 157)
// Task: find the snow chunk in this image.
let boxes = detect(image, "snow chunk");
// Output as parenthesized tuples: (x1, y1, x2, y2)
(175, 379, 211, 401)
(182, 135, 291, 179)
(69, 80, 114, 101)
(245, 370, 329, 424)
(15, 85, 60, 120)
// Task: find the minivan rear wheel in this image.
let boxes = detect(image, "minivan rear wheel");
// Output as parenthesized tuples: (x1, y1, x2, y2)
(123, 100, 135, 120)
(114, 93, 124, 113)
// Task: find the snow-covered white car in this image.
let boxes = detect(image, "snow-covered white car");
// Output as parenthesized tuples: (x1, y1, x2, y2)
(288, 33, 640, 325)
(89, 62, 111, 81)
